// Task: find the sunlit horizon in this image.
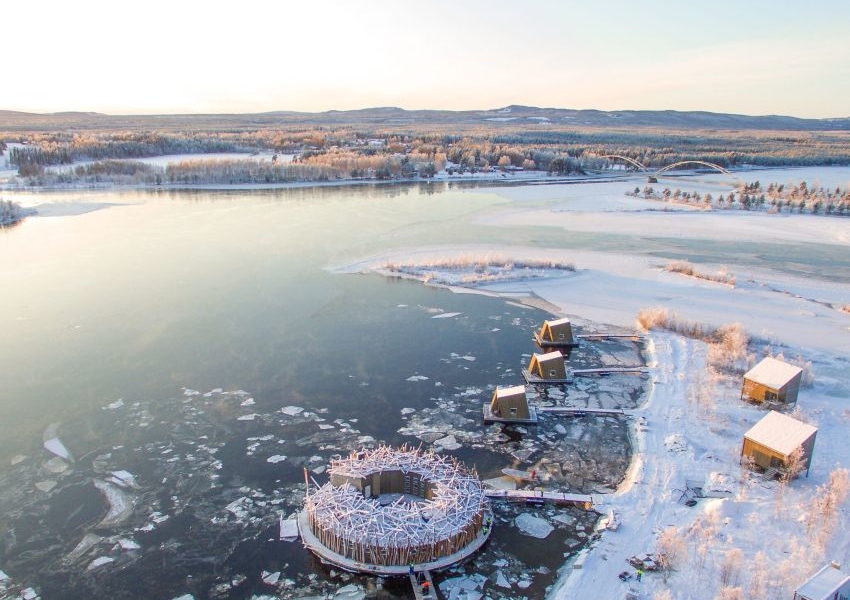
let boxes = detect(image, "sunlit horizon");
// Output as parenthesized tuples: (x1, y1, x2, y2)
(4, 0, 850, 119)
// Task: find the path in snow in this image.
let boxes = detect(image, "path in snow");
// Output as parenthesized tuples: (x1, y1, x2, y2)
(552, 332, 703, 599)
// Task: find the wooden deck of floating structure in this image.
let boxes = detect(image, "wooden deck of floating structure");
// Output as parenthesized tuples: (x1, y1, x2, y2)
(571, 366, 647, 376)
(521, 368, 572, 385)
(538, 406, 625, 417)
(532, 332, 579, 350)
(484, 489, 594, 509)
(483, 405, 538, 424)
(297, 509, 492, 576)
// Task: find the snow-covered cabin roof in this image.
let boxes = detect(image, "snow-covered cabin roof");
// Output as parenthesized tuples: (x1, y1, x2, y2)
(796, 563, 850, 600)
(744, 356, 802, 389)
(546, 317, 571, 327)
(534, 351, 564, 364)
(496, 384, 527, 398)
(743, 411, 817, 456)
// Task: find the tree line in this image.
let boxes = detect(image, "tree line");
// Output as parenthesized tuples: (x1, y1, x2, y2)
(628, 181, 850, 216)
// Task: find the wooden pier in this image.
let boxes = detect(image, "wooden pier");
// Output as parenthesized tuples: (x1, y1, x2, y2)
(571, 366, 647, 376)
(409, 570, 438, 599)
(538, 406, 625, 417)
(576, 333, 645, 342)
(485, 489, 595, 509)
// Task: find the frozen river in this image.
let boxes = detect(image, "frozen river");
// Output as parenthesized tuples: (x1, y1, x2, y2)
(0, 166, 847, 599)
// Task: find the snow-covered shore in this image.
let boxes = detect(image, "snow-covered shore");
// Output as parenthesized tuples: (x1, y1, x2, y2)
(340, 170, 850, 600)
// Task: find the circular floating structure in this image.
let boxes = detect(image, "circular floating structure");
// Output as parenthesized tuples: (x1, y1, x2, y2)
(299, 445, 492, 575)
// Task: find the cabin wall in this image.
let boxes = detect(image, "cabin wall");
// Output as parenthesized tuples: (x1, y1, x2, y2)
(495, 396, 530, 419)
(779, 372, 803, 404)
(538, 359, 566, 379)
(741, 438, 785, 470)
(741, 380, 778, 403)
(742, 371, 802, 404)
(331, 474, 366, 491)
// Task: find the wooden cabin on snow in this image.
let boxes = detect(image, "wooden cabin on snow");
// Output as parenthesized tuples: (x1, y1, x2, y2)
(522, 351, 570, 384)
(793, 562, 850, 600)
(483, 384, 537, 424)
(533, 317, 577, 351)
(741, 410, 817, 478)
(741, 356, 803, 405)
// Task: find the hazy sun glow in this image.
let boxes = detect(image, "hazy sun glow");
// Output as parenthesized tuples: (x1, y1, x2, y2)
(4, 0, 849, 117)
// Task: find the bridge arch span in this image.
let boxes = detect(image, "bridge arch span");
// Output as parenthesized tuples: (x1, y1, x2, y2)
(596, 155, 648, 171)
(652, 160, 731, 177)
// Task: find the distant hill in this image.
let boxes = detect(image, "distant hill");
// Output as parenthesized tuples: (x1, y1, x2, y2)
(1, 106, 849, 132)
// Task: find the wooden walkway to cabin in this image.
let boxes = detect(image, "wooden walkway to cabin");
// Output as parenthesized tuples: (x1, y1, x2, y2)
(576, 333, 645, 342)
(484, 489, 594, 508)
(409, 570, 438, 599)
(571, 366, 647, 376)
(538, 406, 625, 417)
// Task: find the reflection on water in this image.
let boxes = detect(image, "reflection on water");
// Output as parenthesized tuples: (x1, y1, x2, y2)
(2, 169, 843, 598)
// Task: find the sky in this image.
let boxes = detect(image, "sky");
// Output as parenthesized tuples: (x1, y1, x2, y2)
(4, 0, 850, 118)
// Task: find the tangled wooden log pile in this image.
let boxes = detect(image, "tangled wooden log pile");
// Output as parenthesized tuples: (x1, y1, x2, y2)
(303, 445, 491, 570)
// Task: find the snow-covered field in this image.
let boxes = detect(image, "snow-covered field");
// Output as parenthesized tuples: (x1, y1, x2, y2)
(340, 168, 850, 600)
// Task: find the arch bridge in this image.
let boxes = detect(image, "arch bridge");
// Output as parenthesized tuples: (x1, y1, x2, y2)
(595, 154, 648, 172)
(651, 160, 731, 179)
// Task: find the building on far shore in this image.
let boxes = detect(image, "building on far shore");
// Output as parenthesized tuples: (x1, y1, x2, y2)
(522, 351, 570, 384)
(741, 410, 817, 478)
(483, 385, 537, 424)
(741, 356, 803, 405)
(533, 317, 577, 352)
(793, 562, 850, 600)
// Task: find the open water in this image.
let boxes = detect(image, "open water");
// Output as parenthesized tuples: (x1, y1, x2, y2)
(18, 173, 836, 598)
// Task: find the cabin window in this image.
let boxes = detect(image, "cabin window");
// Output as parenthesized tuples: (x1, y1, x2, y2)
(558, 333, 565, 339)
(765, 390, 778, 402)
(549, 369, 557, 377)
(510, 407, 517, 415)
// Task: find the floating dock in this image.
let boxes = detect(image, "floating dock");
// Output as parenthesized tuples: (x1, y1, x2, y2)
(484, 489, 594, 509)
(521, 368, 572, 385)
(576, 333, 645, 342)
(532, 332, 579, 351)
(297, 510, 492, 576)
(538, 406, 625, 417)
(483, 405, 538, 424)
(571, 366, 647, 376)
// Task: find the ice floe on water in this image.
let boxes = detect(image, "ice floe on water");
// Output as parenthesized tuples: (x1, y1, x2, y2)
(42, 424, 74, 462)
(86, 556, 114, 571)
(431, 311, 462, 319)
(514, 513, 554, 538)
(93, 479, 134, 528)
(333, 583, 366, 600)
(0, 324, 640, 600)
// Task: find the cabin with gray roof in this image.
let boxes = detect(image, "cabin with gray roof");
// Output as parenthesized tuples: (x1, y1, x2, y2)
(741, 410, 817, 478)
(793, 562, 850, 600)
(741, 356, 803, 405)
